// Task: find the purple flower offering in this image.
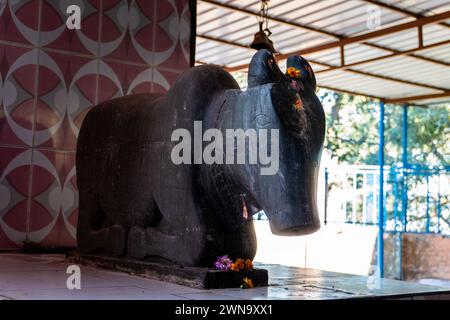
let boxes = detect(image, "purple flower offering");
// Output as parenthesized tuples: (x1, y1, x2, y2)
(214, 255, 232, 271)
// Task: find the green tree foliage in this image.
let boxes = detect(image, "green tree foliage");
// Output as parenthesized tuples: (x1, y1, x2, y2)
(319, 90, 450, 166)
(231, 70, 450, 166)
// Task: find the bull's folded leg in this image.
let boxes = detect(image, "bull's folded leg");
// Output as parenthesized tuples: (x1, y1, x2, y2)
(78, 224, 127, 256)
(144, 227, 179, 262)
(127, 226, 146, 259)
(126, 226, 181, 262)
(77, 190, 127, 256)
(107, 224, 127, 255)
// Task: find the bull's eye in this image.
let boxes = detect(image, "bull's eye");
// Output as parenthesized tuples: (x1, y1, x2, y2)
(255, 114, 272, 127)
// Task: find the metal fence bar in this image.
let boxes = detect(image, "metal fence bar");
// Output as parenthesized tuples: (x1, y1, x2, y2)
(324, 168, 329, 225)
(325, 166, 449, 232)
(353, 172, 357, 223)
(437, 174, 442, 233)
(363, 172, 368, 224)
(323, 163, 449, 235)
(426, 174, 430, 233)
(378, 101, 385, 278)
(402, 105, 409, 232)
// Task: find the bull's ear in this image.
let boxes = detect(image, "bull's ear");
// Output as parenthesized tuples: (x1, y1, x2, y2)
(248, 49, 286, 88)
(286, 55, 317, 92)
(270, 80, 307, 141)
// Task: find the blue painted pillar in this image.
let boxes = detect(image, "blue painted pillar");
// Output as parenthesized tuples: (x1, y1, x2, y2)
(401, 105, 408, 232)
(324, 168, 329, 225)
(398, 104, 409, 280)
(378, 101, 385, 278)
(426, 174, 430, 233)
(437, 178, 442, 233)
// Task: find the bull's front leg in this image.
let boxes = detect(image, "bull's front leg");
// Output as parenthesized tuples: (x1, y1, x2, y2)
(77, 190, 127, 256)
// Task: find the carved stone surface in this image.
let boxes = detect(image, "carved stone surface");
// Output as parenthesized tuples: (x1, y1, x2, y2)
(76, 49, 325, 267)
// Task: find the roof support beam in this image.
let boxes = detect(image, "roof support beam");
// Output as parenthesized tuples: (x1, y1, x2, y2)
(361, 0, 450, 29)
(224, 10, 450, 71)
(198, 34, 248, 49)
(198, 3, 450, 103)
(317, 85, 383, 101)
(384, 92, 450, 104)
(199, 34, 450, 69)
(362, 0, 421, 18)
(200, 0, 341, 39)
(418, 25, 423, 48)
(344, 70, 447, 92)
(275, 10, 450, 59)
(198, 34, 450, 92)
(316, 39, 450, 74)
(201, 0, 450, 69)
(362, 42, 449, 67)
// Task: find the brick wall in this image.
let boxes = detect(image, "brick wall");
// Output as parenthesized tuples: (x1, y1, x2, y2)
(377, 233, 450, 281)
(402, 233, 450, 281)
(0, 0, 195, 249)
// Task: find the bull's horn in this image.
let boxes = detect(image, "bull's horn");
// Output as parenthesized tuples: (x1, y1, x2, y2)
(286, 55, 317, 92)
(248, 49, 286, 88)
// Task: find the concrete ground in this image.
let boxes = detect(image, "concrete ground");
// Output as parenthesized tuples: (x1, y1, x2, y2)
(0, 253, 449, 300)
(254, 221, 378, 275)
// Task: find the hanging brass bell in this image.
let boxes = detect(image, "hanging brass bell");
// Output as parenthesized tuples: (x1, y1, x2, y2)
(250, 23, 277, 53)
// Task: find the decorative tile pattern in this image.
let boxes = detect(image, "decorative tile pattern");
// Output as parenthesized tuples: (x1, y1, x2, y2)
(35, 50, 97, 150)
(29, 150, 77, 247)
(0, 45, 37, 147)
(0, 0, 40, 45)
(152, 68, 180, 94)
(97, 60, 152, 102)
(0, 147, 32, 248)
(0, 0, 194, 249)
(40, 0, 101, 55)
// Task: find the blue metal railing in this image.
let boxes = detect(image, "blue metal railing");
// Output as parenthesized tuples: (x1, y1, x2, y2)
(324, 164, 450, 236)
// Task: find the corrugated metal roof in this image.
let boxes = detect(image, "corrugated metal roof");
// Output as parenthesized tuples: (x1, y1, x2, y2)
(196, 0, 450, 105)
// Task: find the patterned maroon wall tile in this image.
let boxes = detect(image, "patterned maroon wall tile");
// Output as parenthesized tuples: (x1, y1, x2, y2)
(0, 44, 37, 147)
(39, 213, 76, 247)
(98, 60, 151, 102)
(34, 50, 98, 150)
(0, 223, 18, 249)
(153, 0, 190, 70)
(0, 0, 194, 249)
(157, 43, 190, 71)
(28, 149, 77, 246)
(64, 153, 78, 246)
(40, 0, 101, 55)
(0, 147, 32, 249)
(130, 0, 156, 62)
(99, 0, 153, 64)
(0, 0, 40, 45)
(152, 68, 180, 94)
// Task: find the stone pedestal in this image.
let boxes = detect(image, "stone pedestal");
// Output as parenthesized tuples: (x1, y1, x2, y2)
(67, 252, 268, 289)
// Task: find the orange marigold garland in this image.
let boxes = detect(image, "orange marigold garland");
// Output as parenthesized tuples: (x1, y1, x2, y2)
(241, 277, 254, 289)
(294, 98, 303, 110)
(229, 258, 254, 272)
(235, 258, 245, 270)
(214, 257, 255, 288)
(244, 259, 253, 270)
(286, 67, 301, 79)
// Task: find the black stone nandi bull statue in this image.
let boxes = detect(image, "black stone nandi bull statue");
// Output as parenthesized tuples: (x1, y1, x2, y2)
(76, 49, 325, 267)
